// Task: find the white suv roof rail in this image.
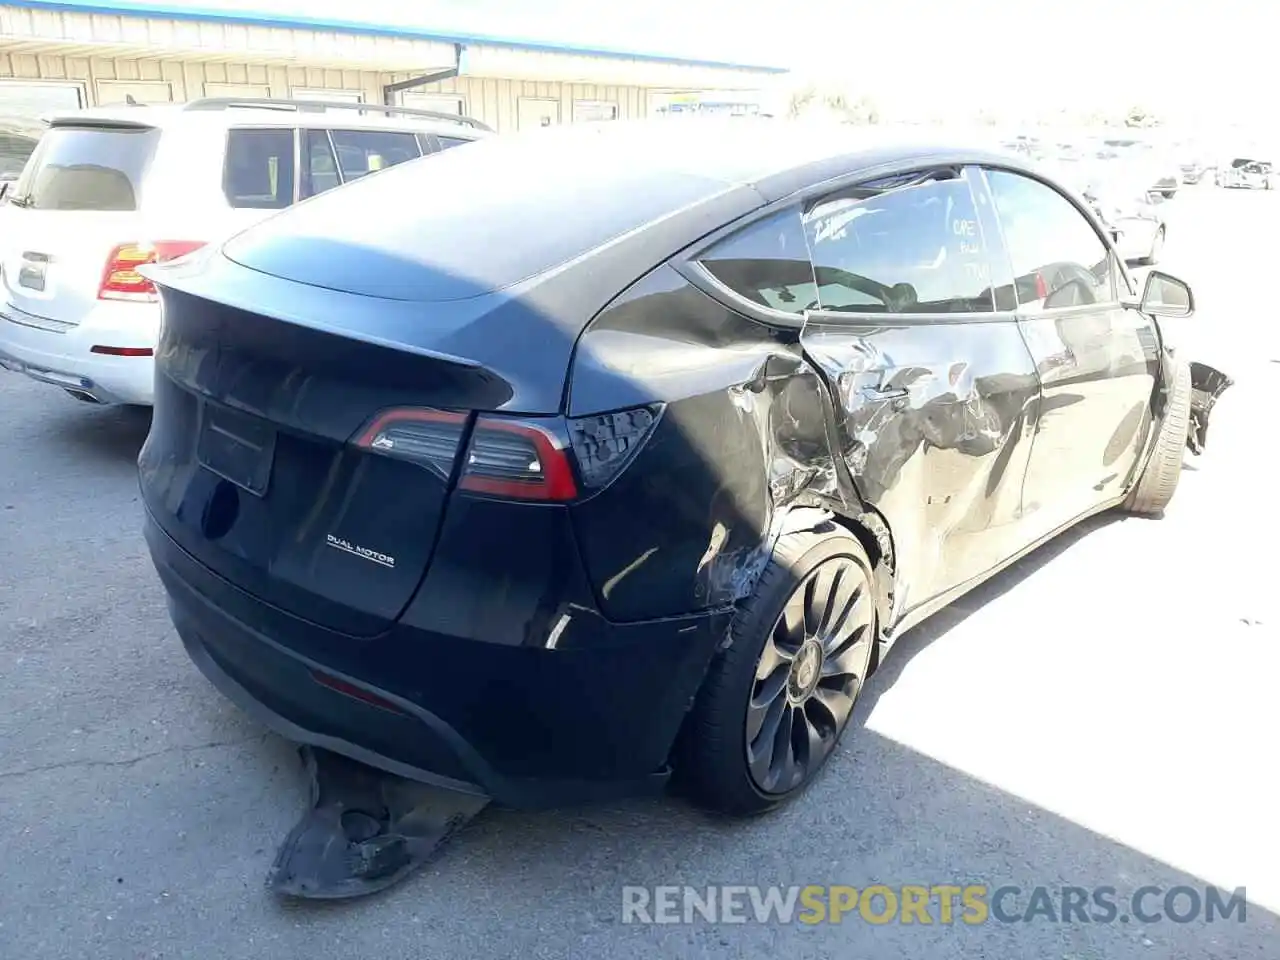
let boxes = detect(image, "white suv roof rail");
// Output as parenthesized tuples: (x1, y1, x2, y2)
(181, 97, 493, 132)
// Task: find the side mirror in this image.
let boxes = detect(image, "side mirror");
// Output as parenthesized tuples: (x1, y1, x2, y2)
(1140, 270, 1194, 318)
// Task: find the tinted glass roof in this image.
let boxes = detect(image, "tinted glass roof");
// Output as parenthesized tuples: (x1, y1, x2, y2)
(221, 118, 980, 301)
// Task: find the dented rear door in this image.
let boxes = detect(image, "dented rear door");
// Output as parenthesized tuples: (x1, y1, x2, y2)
(797, 168, 1041, 616)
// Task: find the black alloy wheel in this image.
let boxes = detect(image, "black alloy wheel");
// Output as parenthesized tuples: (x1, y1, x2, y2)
(745, 555, 875, 795)
(676, 525, 879, 816)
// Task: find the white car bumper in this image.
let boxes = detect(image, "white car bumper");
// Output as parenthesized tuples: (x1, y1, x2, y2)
(0, 299, 159, 405)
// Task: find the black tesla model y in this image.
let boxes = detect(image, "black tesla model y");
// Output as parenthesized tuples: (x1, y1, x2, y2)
(139, 119, 1228, 816)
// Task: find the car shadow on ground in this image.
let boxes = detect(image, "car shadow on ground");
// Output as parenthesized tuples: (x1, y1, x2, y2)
(249, 510, 1280, 956)
(45, 400, 152, 467)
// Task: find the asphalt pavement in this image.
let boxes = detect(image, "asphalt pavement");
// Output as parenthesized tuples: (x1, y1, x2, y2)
(1, 182, 1278, 959)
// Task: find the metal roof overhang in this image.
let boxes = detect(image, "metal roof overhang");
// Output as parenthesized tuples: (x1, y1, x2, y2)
(0, 6, 456, 71)
(1, 1, 789, 86)
(458, 45, 781, 89)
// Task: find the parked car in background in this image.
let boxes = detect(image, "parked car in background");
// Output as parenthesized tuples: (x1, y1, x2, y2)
(1217, 157, 1272, 189)
(136, 120, 1229, 837)
(0, 97, 491, 406)
(1055, 159, 1167, 265)
(0, 114, 45, 185)
(1092, 137, 1180, 198)
(1180, 157, 1215, 184)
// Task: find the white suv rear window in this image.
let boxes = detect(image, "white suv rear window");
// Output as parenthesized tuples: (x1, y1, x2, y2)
(11, 124, 159, 210)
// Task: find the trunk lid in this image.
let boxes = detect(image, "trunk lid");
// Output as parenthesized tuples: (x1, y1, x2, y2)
(1, 122, 160, 326)
(140, 254, 533, 638)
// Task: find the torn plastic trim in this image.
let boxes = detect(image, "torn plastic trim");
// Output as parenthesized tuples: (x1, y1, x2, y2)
(1187, 361, 1234, 456)
(267, 746, 489, 900)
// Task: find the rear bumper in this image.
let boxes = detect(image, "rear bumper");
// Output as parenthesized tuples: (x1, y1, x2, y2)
(0, 300, 158, 404)
(144, 508, 729, 809)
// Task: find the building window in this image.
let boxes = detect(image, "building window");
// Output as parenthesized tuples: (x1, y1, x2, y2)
(517, 97, 560, 130)
(402, 93, 465, 116)
(291, 88, 364, 106)
(0, 80, 84, 118)
(96, 80, 173, 105)
(573, 100, 619, 122)
(204, 83, 271, 99)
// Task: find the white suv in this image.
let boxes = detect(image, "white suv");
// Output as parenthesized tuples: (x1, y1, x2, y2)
(0, 97, 491, 405)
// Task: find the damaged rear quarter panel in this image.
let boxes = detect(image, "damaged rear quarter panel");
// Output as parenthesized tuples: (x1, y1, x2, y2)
(567, 265, 845, 622)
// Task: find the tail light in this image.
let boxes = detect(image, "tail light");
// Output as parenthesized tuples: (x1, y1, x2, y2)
(353, 409, 469, 481)
(353, 409, 577, 501)
(98, 241, 206, 302)
(566, 405, 661, 490)
(352, 404, 662, 502)
(459, 417, 578, 501)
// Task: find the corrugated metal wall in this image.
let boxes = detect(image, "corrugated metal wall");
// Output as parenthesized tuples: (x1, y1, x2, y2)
(0, 52, 390, 104)
(390, 74, 649, 131)
(0, 52, 655, 130)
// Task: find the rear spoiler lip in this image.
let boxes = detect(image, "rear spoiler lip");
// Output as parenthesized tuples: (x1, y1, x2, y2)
(142, 255, 489, 374)
(47, 117, 158, 131)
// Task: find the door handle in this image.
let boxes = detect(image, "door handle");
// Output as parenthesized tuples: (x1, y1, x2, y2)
(860, 385, 909, 402)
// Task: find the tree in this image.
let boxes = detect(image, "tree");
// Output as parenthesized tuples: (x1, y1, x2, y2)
(786, 83, 818, 119)
(785, 82, 880, 125)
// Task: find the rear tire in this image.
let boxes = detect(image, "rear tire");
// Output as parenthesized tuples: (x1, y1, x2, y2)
(1122, 359, 1192, 517)
(676, 524, 878, 817)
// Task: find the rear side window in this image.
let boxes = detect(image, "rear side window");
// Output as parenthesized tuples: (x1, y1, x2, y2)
(224, 128, 295, 209)
(329, 129, 421, 181)
(985, 169, 1116, 312)
(0, 131, 39, 180)
(803, 176, 995, 314)
(300, 129, 342, 199)
(12, 125, 159, 211)
(697, 209, 816, 316)
(436, 135, 471, 151)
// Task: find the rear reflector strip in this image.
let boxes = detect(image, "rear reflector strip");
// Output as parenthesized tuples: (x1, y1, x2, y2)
(90, 346, 154, 357)
(310, 669, 409, 716)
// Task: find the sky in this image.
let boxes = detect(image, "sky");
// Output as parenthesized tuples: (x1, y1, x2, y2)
(61, 0, 1278, 129)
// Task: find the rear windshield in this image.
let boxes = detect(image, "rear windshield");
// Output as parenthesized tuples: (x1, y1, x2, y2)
(222, 129, 733, 301)
(11, 124, 159, 211)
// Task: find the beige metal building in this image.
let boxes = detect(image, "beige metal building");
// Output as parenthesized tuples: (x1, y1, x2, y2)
(0, 0, 785, 130)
